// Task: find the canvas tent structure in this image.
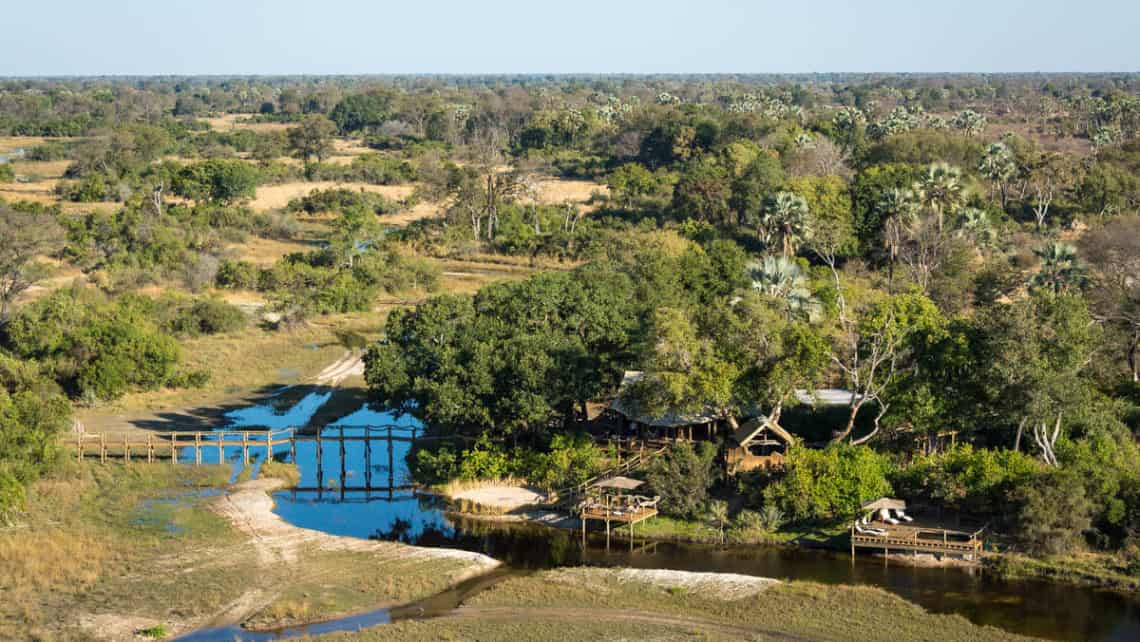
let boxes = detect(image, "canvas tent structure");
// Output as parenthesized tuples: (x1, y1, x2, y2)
(725, 416, 797, 473)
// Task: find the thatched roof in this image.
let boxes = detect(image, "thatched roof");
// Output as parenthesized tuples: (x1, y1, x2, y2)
(732, 416, 797, 447)
(860, 497, 907, 512)
(609, 371, 719, 427)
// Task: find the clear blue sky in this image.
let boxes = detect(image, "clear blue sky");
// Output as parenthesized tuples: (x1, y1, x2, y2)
(5, 0, 1138, 75)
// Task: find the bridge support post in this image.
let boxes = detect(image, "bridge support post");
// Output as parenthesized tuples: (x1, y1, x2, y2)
(339, 426, 346, 501)
(387, 426, 394, 500)
(365, 430, 372, 489)
(195, 434, 201, 466)
(290, 435, 296, 464)
(242, 432, 249, 465)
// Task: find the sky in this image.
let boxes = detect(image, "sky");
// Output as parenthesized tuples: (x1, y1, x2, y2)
(4, 0, 1138, 76)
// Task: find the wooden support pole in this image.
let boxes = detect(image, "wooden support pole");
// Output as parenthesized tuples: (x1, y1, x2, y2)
(850, 523, 855, 563)
(124, 435, 130, 464)
(77, 435, 83, 463)
(387, 426, 394, 500)
(100, 433, 106, 464)
(339, 426, 346, 501)
(147, 434, 153, 463)
(290, 435, 296, 464)
(170, 434, 177, 465)
(365, 431, 372, 488)
(316, 432, 323, 492)
(218, 433, 224, 465)
(195, 434, 201, 466)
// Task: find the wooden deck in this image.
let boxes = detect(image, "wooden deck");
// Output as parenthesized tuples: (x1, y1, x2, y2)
(851, 522, 983, 557)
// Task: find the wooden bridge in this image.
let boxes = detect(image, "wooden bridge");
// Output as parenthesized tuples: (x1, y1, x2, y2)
(70, 425, 422, 466)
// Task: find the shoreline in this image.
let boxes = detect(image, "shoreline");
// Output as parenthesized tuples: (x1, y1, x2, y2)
(179, 477, 502, 636)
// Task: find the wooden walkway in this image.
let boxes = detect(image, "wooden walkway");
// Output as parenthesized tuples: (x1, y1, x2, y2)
(69, 425, 421, 466)
(552, 439, 670, 512)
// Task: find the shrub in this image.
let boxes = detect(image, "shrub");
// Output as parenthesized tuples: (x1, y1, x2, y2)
(160, 297, 247, 337)
(646, 442, 721, 520)
(3, 290, 183, 400)
(216, 260, 261, 290)
(892, 445, 1041, 517)
(763, 445, 893, 522)
(0, 164, 13, 183)
(1015, 470, 1094, 556)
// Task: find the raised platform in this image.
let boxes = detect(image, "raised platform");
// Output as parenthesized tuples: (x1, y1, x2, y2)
(851, 522, 983, 557)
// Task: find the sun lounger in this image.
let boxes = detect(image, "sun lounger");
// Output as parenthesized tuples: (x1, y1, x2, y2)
(892, 508, 914, 523)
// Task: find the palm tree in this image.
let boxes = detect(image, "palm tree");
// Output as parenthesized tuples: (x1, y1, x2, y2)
(876, 188, 919, 285)
(978, 142, 1015, 208)
(955, 207, 996, 249)
(1031, 242, 1088, 294)
(706, 500, 729, 546)
(748, 256, 822, 322)
(914, 162, 964, 233)
(759, 191, 811, 257)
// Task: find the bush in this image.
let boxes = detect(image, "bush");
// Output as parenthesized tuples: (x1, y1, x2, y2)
(286, 187, 399, 215)
(216, 260, 261, 290)
(0, 164, 13, 183)
(1015, 470, 1094, 556)
(3, 290, 183, 400)
(160, 297, 247, 337)
(646, 442, 721, 520)
(892, 445, 1041, 517)
(763, 445, 893, 522)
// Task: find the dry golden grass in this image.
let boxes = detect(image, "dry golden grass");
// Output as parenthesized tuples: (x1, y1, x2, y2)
(250, 181, 415, 211)
(10, 158, 71, 179)
(227, 235, 314, 266)
(383, 199, 440, 226)
(199, 114, 291, 133)
(534, 177, 606, 205)
(0, 135, 49, 154)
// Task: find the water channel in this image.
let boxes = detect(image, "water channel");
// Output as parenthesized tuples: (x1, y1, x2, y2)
(172, 389, 1140, 641)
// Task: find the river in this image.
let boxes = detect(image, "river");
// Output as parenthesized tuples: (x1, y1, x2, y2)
(173, 388, 1140, 641)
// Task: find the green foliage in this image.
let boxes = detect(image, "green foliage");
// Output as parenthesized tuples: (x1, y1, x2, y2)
(2, 290, 182, 400)
(172, 160, 259, 203)
(1015, 470, 1094, 555)
(646, 442, 720, 520)
(0, 352, 70, 523)
(157, 297, 247, 337)
(368, 264, 638, 436)
(287, 188, 399, 215)
(893, 445, 1041, 516)
(671, 157, 733, 225)
(330, 92, 392, 133)
(0, 163, 13, 183)
(763, 445, 893, 522)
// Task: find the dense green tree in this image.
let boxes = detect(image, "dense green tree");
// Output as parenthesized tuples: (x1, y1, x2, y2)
(172, 160, 258, 204)
(763, 445, 893, 521)
(330, 92, 392, 133)
(287, 114, 337, 163)
(671, 157, 733, 225)
(646, 441, 720, 520)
